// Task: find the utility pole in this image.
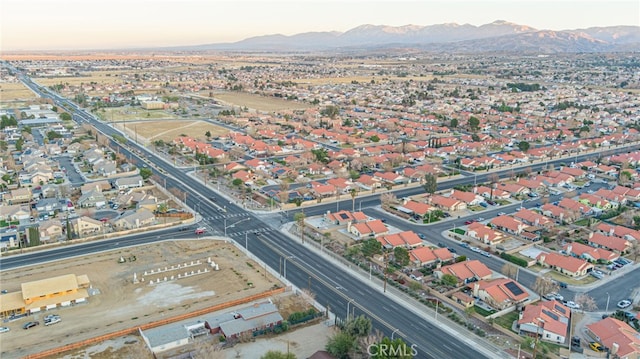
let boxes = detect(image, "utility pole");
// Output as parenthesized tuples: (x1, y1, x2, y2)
(383, 251, 389, 293)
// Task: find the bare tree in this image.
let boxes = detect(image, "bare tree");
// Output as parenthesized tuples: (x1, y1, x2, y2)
(501, 263, 518, 279)
(533, 276, 559, 296)
(190, 337, 224, 359)
(574, 293, 598, 313)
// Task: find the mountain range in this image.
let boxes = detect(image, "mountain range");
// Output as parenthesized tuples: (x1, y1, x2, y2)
(183, 20, 640, 53)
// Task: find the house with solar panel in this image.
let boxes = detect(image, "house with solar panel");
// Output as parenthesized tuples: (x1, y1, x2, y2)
(467, 278, 530, 310)
(518, 300, 571, 344)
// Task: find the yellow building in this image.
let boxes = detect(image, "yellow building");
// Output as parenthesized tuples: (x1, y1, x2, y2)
(0, 274, 90, 317)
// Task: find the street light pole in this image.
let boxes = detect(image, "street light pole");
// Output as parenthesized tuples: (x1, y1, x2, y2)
(391, 328, 400, 340)
(346, 298, 355, 320)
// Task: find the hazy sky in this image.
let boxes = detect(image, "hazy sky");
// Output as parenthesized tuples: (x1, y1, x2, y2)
(2, 0, 638, 51)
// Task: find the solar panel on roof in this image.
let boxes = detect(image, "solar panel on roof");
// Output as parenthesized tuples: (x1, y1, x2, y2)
(542, 309, 559, 321)
(339, 213, 349, 220)
(504, 281, 525, 296)
(554, 305, 567, 314)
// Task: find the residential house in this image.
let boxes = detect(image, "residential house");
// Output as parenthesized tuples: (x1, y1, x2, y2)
(72, 216, 104, 236)
(489, 215, 527, 236)
(558, 198, 591, 215)
(586, 317, 640, 358)
(217, 301, 283, 340)
(473, 186, 511, 200)
(38, 219, 63, 242)
(399, 200, 435, 219)
(518, 300, 570, 344)
(466, 222, 505, 244)
(112, 209, 156, 230)
(324, 210, 368, 225)
(434, 260, 492, 286)
(409, 247, 453, 267)
(596, 223, 640, 242)
(562, 243, 619, 263)
(0, 205, 30, 221)
(578, 193, 613, 210)
(468, 278, 529, 310)
(4, 188, 31, 205)
(536, 252, 594, 277)
(429, 195, 466, 212)
(513, 208, 553, 229)
(80, 180, 112, 194)
(377, 231, 422, 249)
(115, 176, 144, 190)
(587, 232, 632, 254)
(499, 183, 530, 197)
(450, 189, 484, 206)
(348, 220, 388, 239)
(539, 204, 569, 223)
(77, 190, 107, 209)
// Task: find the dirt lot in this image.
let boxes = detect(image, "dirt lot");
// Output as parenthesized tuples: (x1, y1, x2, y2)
(113, 120, 229, 143)
(50, 294, 329, 359)
(0, 239, 280, 359)
(208, 91, 312, 112)
(0, 82, 38, 101)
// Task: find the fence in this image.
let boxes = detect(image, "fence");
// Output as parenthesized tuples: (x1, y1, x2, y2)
(23, 287, 285, 359)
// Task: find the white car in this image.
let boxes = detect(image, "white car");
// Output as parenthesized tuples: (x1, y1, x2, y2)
(497, 212, 506, 216)
(617, 300, 632, 309)
(564, 301, 581, 309)
(44, 315, 61, 326)
(0, 327, 9, 333)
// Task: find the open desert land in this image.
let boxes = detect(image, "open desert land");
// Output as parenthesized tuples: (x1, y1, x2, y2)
(0, 82, 38, 101)
(207, 91, 313, 112)
(0, 239, 280, 359)
(114, 120, 229, 143)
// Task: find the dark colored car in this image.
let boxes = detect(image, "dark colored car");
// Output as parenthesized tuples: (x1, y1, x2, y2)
(23, 321, 39, 330)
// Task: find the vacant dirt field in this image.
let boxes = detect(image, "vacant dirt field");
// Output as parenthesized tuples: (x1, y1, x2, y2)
(98, 108, 180, 122)
(113, 120, 229, 143)
(209, 91, 312, 112)
(0, 82, 38, 101)
(0, 239, 280, 359)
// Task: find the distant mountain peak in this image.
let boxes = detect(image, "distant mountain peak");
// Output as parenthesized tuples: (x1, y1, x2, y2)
(189, 20, 640, 53)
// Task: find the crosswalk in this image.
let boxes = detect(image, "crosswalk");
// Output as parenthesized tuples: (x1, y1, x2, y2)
(226, 227, 272, 237)
(204, 213, 250, 221)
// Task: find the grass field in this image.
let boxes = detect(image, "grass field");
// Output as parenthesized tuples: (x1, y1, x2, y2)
(210, 91, 312, 111)
(116, 120, 229, 142)
(0, 82, 37, 101)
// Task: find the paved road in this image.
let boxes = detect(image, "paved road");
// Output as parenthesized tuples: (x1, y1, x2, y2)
(8, 69, 640, 357)
(5, 76, 497, 359)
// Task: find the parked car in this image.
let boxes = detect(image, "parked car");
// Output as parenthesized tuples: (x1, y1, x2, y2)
(617, 300, 632, 309)
(437, 242, 445, 248)
(563, 300, 580, 309)
(23, 321, 39, 330)
(497, 212, 506, 216)
(589, 342, 603, 352)
(459, 243, 469, 248)
(417, 233, 426, 240)
(590, 271, 604, 279)
(44, 315, 61, 326)
(0, 327, 9, 333)
(476, 217, 485, 222)
(447, 247, 457, 253)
